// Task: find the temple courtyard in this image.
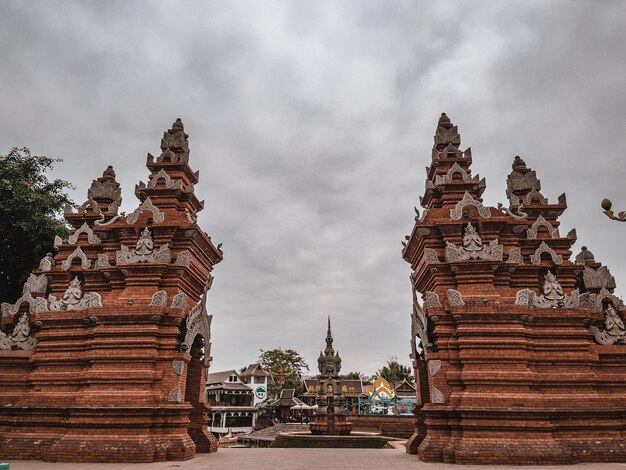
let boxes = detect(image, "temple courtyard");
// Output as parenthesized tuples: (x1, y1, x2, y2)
(5, 449, 626, 470)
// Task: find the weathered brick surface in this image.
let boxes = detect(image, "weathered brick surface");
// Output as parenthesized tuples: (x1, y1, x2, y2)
(402, 114, 626, 464)
(349, 415, 415, 438)
(0, 119, 221, 462)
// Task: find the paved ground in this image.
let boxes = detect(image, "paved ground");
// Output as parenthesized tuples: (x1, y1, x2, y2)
(5, 448, 626, 470)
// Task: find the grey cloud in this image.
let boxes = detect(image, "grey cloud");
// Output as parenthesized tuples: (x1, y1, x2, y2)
(1, 0, 625, 374)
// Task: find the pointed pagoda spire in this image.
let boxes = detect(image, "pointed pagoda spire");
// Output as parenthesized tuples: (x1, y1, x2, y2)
(420, 113, 481, 210)
(325, 315, 334, 354)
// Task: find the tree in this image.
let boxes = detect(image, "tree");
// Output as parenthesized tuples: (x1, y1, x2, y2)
(258, 347, 309, 396)
(374, 357, 414, 384)
(340, 371, 368, 381)
(0, 148, 73, 302)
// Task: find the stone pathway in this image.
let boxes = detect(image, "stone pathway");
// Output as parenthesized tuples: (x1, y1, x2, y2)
(6, 448, 626, 470)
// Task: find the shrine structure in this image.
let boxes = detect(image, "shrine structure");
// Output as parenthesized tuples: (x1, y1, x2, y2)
(310, 317, 352, 435)
(0, 119, 223, 462)
(404, 114, 626, 464)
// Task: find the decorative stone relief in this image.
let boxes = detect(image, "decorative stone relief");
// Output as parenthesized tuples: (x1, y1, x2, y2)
(171, 360, 185, 376)
(181, 277, 213, 358)
(68, 222, 102, 245)
(497, 202, 528, 220)
(507, 167, 540, 194)
(147, 168, 185, 191)
(515, 272, 579, 309)
(526, 215, 559, 239)
(167, 385, 182, 402)
(590, 304, 626, 345)
(521, 188, 548, 205)
(582, 266, 616, 291)
(434, 117, 461, 147)
(450, 192, 491, 220)
(174, 250, 191, 267)
(447, 289, 465, 307)
(530, 242, 563, 265)
(150, 290, 168, 307)
(61, 246, 92, 270)
(582, 288, 625, 312)
(171, 293, 188, 309)
(0, 314, 38, 351)
(23, 274, 48, 296)
(1, 293, 48, 317)
(185, 208, 198, 225)
(506, 247, 523, 264)
(87, 167, 123, 208)
(48, 277, 103, 311)
(116, 228, 171, 264)
(94, 253, 111, 269)
(411, 287, 431, 353)
(426, 163, 484, 191)
(54, 235, 63, 249)
(38, 253, 55, 271)
(424, 248, 440, 264)
(424, 291, 442, 308)
(445, 223, 503, 262)
(126, 197, 165, 224)
(428, 360, 441, 376)
(431, 387, 445, 404)
(1, 274, 49, 316)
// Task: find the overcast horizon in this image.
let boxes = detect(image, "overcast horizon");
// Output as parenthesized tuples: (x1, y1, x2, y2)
(1, 1, 625, 375)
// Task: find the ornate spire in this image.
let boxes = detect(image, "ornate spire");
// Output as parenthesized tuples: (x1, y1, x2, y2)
(325, 315, 333, 351)
(317, 316, 341, 377)
(158, 118, 189, 163)
(506, 155, 548, 207)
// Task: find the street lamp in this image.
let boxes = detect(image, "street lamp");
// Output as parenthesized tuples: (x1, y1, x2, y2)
(601, 199, 626, 222)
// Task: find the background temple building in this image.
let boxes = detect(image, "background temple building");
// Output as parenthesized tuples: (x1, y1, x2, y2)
(403, 114, 626, 464)
(0, 119, 222, 462)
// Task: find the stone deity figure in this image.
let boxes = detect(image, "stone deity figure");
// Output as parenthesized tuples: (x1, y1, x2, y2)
(463, 223, 483, 253)
(12, 315, 31, 343)
(604, 305, 626, 340)
(62, 277, 83, 307)
(135, 227, 154, 256)
(542, 272, 565, 307)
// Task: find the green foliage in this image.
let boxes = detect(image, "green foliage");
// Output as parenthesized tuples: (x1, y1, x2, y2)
(340, 371, 368, 381)
(374, 357, 414, 384)
(258, 347, 309, 397)
(0, 148, 73, 302)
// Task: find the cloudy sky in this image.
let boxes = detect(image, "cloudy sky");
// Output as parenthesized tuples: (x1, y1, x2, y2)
(1, 1, 625, 375)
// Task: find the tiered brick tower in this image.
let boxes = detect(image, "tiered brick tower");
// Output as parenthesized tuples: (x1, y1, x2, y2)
(0, 119, 223, 462)
(403, 114, 626, 464)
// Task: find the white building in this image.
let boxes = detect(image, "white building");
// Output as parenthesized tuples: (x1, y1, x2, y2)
(239, 362, 272, 406)
(206, 369, 257, 435)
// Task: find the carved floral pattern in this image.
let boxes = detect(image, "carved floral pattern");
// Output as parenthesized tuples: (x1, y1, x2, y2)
(450, 192, 491, 220)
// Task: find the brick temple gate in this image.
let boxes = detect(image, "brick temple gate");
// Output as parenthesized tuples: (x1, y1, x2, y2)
(404, 114, 626, 464)
(0, 119, 222, 462)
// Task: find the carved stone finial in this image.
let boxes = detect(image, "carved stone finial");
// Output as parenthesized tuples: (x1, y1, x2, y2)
(512, 155, 526, 169)
(102, 165, 116, 179)
(438, 113, 452, 128)
(575, 246, 595, 265)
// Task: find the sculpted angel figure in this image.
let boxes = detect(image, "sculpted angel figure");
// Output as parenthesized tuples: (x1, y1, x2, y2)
(604, 305, 626, 340)
(62, 277, 83, 307)
(463, 223, 483, 253)
(542, 272, 565, 307)
(135, 227, 154, 256)
(12, 315, 31, 343)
